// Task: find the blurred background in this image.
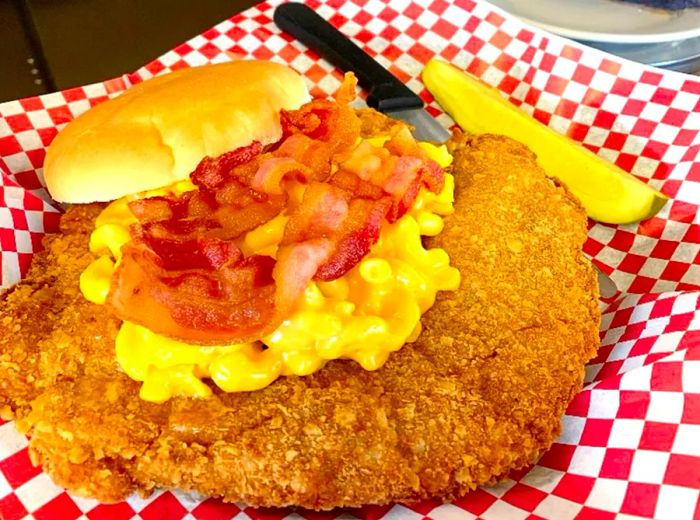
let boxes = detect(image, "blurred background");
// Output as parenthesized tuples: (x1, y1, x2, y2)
(0, 0, 257, 102)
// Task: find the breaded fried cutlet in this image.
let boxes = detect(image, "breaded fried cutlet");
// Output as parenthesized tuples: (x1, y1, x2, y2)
(0, 128, 600, 508)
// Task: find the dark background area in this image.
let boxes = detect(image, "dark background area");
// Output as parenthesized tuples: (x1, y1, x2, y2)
(0, 0, 258, 102)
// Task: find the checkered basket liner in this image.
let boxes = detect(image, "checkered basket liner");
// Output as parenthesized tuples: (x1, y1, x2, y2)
(0, 0, 698, 518)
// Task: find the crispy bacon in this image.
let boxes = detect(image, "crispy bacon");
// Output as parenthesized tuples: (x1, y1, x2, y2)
(107, 73, 447, 344)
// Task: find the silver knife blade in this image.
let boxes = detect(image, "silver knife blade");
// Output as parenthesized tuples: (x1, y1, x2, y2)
(385, 108, 451, 143)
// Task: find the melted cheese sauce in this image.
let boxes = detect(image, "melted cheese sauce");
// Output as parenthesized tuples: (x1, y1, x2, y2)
(81, 141, 460, 402)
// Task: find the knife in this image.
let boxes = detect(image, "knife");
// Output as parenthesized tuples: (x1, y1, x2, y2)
(273, 2, 450, 143)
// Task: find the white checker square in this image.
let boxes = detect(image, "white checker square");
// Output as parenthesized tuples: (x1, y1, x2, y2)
(443, 4, 470, 27)
(651, 332, 685, 355)
(585, 477, 629, 511)
(620, 355, 648, 375)
(337, 1, 361, 18)
(481, 500, 529, 520)
(640, 316, 671, 338)
(69, 494, 100, 513)
(0, 100, 25, 116)
(608, 418, 645, 449)
(482, 479, 516, 498)
(125, 489, 162, 512)
(681, 360, 700, 393)
(4, 151, 33, 174)
(429, 503, 477, 520)
(675, 179, 700, 204)
(14, 472, 64, 512)
(65, 99, 92, 119)
(637, 258, 668, 280)
(382, 504, 424, 520)
(14, 230, 32, 254)
(671, 424, 700, 456)
(533, 494, 583, 519)
(559, 415, 586, 444)
(683, 264, 700, 287)
(629, 450, 671, 484)
(647, 391, 685, 423)
(583, 126, 609, 148)
(589, 389, 621, 419)
(671, 242, 700, 264)
(14, 130, 42, 151)
(0, 471, 10, 499)
(82, 83, 108, 98)
(569, 446, 606, 477)
(416, 9, 438, 27)
(654, 485, 700, 520)
(563, 80, 588, 104)
(520, 465, 564, 493)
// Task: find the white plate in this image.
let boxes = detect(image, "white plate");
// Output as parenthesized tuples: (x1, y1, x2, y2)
(488, 0, 700, 43)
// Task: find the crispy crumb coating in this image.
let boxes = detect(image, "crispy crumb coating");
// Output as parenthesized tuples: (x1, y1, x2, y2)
(0, 117, 600, 508)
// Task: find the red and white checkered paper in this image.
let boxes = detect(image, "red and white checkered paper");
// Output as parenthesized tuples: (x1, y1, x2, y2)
(1, 0, 699, 518)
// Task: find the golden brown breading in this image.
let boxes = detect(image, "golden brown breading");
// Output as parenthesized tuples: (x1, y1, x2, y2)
(0, 131, 599, 508)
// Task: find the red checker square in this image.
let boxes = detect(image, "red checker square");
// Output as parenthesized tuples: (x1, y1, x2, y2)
(592, 109, 617, 129)
(0, 229, 17, 252)
(638, 216, 667, 239)
(555, 98, 578, 119)
(609, 306, 634, 329)
(380, 25, 400, 41)
(61, 87, 88, 103)
(669, 201, 698, 224)
(615, 153, 638, 173)
(680, 331, 700, 352)
(455, 0, 478, 10)
(552, 473, 596, 502)
(452, 487, 497, 515)
(641, 140, 669, 160)
(649, 239, 679, 259)
(466, 35, 486, 56)
(502, 483, 547, 511)
(662, 107, 690, 126)
(572, 64, 596, 85)
(11, 209, 28, 230)
(140, 492, 187, 520)
(224, 25, 247, 41)
(19, 96, 45, 111)
(532, 108, 552, 125)
(538, 443, 577, 471)
(5, 113, 33, 132)
(47, 105, 74, 125)
(354, 28, 374, 44)
(579, 418, 615, 447)
(682, 393, 700, 424)
(639, 421, 678, 451)
(170, 59, 190, 71)
(660, 261, 691, 283)
(620, 482, 660, 517)
(629, 337, 659, 359)
(37, 126, 59, 147)
(650, 362, 683, 392)
(611, 78, 636, 97)
(427, 0, 449, 15)
(640, 70, 663, 85)
(490, 29, 513, 49)
(627, 275, 658, 293)
(599, 448, 635, 479)
(404, 3, 424, 18)
(18, 252, 34, 278)
(600, 58, 622, 75)
(582, 87, 605, 108)
(34, 493, 82, 520)
(405, 22, 427, 40)
(328, 12, 348, 26)
(650, 295, 675, 317)
(351, 9, 371, 26)
(404, 497, 443, 515)
(576, 506, 617, 520)
(26, 148, 46, 169)
(566, 389, 591, 417)
(407, 42, 432, 63)
(44, 211, 61, 233)
(595, 369, 628, 389)
(650, 86, 678, 104)
(87, 502, 137, 520)
(432, 19, 458, 39)
(617, 253, 647, 274)
(279, 43, 301, 62)
(244, 506, 297, 520)
(344, 503, 394, 520)
(544, 75, 567, 96)
(681, 77, 700, 94)
(591, 344, 614, 365)
(201, 26, 221, 40)
(388, 65, 410, 83)
(664, 454, 700, 487)
(14, 170, 43, 191)
(485, 10, 506, 26)
(0, 493, 28, 520)
(561, 45, 583, 61)
(610, 229, 637, 251)
(539, 53, 557, 72)
(145, 60, 166, 76)
(498, 74, 519, 95)
(0, 448, 42, 488)
(603, 131, 628, 151)
(523, 87, 541, 107)
(567, 122, 590, 142)
(440, 43, 461, 62)
(622, 98, 645, 116)
(252, 46, 274, 60)
(681, 144, 700, 162)
(174, 42, 194, 56)
(631, 119, 657, 137)
(0, 135, 22, 156)
(198, 42, 225, 60)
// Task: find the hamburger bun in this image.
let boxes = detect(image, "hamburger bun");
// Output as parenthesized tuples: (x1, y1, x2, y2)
(44, 61, 309, 203)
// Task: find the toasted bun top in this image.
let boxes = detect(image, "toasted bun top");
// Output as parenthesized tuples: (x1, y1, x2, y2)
(44, 61, 309, 203)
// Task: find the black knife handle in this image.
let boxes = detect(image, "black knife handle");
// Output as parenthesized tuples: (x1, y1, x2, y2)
(274, 2, 423, 112)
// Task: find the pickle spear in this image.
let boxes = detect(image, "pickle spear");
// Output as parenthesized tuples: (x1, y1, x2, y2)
(422, 59, 668, 224)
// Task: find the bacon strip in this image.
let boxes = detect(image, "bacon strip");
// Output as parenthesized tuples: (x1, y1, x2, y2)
(107, 73, 447, 344)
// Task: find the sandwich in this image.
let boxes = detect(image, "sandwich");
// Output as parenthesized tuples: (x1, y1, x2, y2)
(0, 59, 600, 508)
